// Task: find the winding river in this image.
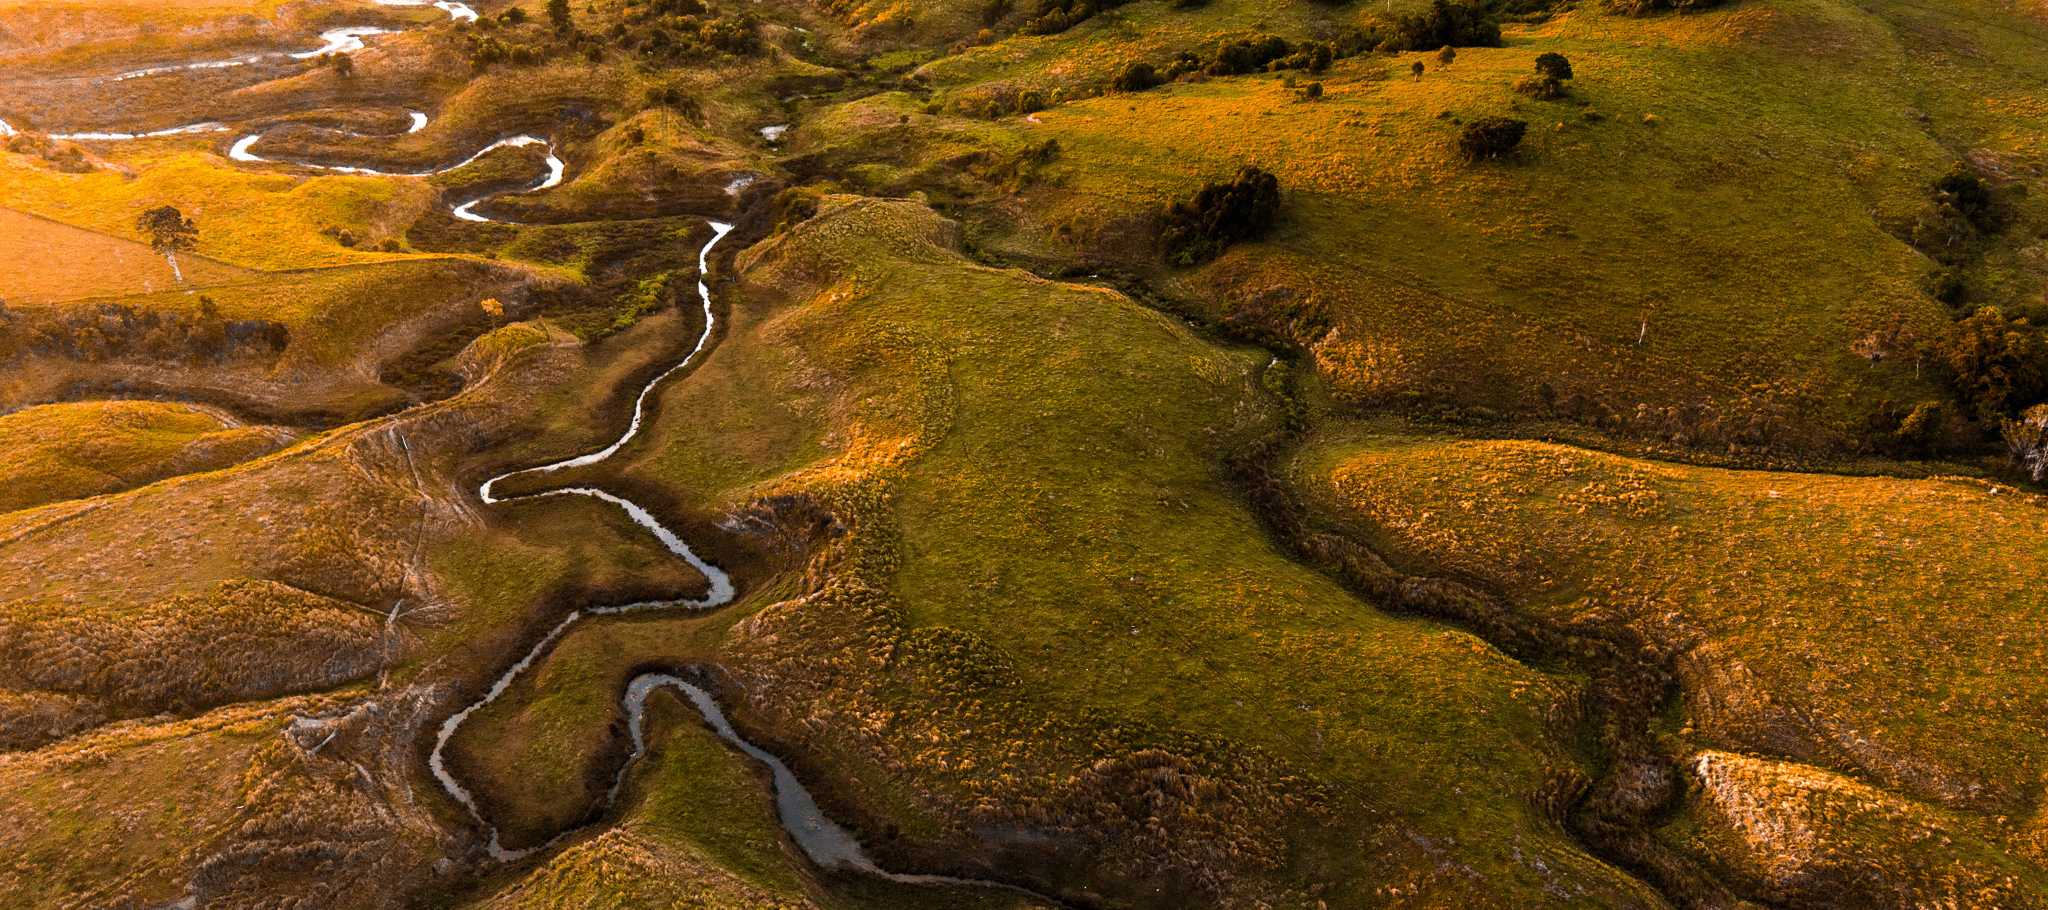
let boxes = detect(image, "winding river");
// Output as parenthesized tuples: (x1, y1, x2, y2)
(426, 225, 1059, 905)
(0, 0, 557, 224)
(6, 6, 1058, 901)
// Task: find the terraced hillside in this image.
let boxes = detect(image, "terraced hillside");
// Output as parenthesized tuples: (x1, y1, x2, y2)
(2, 0, 2047, 906)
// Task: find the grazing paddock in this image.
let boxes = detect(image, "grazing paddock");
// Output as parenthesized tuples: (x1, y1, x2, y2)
(0, 206, 256, 303)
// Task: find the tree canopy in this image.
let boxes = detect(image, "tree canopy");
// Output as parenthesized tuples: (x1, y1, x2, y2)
(135, 206, 197, 256)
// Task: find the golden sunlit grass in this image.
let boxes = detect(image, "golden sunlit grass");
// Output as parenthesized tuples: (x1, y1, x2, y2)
(1294, 428, 2048, 861)
(0, 400, 289, 514)
(0, 206, 256, 302)
(842, 0, 2048, 449)
(433, 198, 1665, 907)
(1, 144, 438, 270)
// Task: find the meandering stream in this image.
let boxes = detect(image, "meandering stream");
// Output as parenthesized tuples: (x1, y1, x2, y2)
(0, 0, 555, 224)
(7, 7, 1057, 900)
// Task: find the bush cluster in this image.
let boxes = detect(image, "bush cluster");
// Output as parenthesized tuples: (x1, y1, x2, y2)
(1933, 307, 2048, 420)
(1018, 0, 1134, 36)
(1350, 0, 1504, 54)
(1159, 166, 1283, 267)
(604, 0, 762, 62)
(0, 298, 289, 366)
(1601, 0, 1726, 15)
(1111, 35, 1339, 94)
(467, 35, 547, 70)
(1455, 116, 1527, 162)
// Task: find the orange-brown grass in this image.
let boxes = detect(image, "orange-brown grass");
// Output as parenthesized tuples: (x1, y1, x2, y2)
(1293, 430, 2048, 828)
(0, 580, 383, 745)
(0, 207, 257, 302)
(0, 400, 290, 514)
(438, 605, 733, 851)
(0, 689, 361, 907)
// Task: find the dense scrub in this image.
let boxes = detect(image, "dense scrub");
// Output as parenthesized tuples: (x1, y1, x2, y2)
(1159, 166, 1282, 266)
(0, 299, 288, 367)
(0, 580, 382, 747)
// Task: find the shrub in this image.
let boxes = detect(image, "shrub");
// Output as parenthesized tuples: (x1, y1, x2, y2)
(1018, 0, 1135, 36)
(1350, 0, 1503, 53)
(1456, 116, 1527, 162)
(1204, 34, 1292, 76)
(1932, 161, 2009, 235)
(1934, 307, 2048, 418)
(1514, 73, 1560, 99)
(1112, 61, 1161, 91)
(1159, 166, 1283, 267)
(1602, 0, 1725, 14)
(1271, 40, 1336, 73)
(1437, 45, 1456, 66)
(1516, 52, 1572, 98)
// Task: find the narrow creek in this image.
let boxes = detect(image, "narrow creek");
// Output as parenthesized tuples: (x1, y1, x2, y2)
(428, 225, 1062, 906)
(0, 1, 556, 225)
(6, 10, 1060, 900)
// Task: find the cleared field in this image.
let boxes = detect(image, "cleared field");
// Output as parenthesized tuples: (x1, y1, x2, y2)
(0, 207, 256, 303)
(0, 400, 288, 513)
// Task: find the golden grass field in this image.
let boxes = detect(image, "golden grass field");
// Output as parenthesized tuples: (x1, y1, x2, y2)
(0, 207, 256, 303)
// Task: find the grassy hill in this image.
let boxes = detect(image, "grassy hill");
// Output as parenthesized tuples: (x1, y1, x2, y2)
(1288, 426, 2048, 904)
(4, 0, 2048, 906)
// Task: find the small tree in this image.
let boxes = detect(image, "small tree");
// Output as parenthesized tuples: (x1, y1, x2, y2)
(136, 205, 198, 282)
(1299, 81, 1324, 102)
(1411, 60, 1426, 80)
(1437, 45, 1456, 67)
(1456, 116, 1527, 162)
(1935, 307, 2048, 418)
(480, 297, 505, 327)
(2006, 403, 2048, 481)
(1518, 52, 1573, 99)
(546, 0, 572, 31)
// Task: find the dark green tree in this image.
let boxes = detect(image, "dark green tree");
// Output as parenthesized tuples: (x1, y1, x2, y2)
(1534, 52, 1573, 81)
(136, 205, 198, 282)
(547, 0, 572, 31)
